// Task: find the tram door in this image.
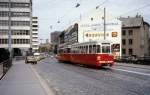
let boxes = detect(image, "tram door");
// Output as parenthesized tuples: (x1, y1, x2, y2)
(101, 43, 111, 54)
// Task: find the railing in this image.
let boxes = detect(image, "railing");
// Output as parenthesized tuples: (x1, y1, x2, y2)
(0, 59, 12, 80)
(14, 56, 25, 61)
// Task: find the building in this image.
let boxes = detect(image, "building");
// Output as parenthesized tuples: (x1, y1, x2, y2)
(0, 0, 32, 56)
(50, 31, 61, 54)
(32, 17, 39, 52)
(120, 15, 150, 57)
(50, 31, 61, 44)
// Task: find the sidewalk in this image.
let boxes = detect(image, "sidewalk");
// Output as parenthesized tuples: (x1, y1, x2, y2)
(0, 60, 55, 95)
(115, 62, 150, 70)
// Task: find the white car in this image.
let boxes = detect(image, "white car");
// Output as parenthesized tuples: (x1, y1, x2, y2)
(25, 55, 37, 64)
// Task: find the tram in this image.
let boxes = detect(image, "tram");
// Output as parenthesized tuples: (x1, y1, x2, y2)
(57, 40, 114, 67)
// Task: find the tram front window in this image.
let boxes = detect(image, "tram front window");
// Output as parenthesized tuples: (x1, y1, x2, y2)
(102, 46, 110, 54)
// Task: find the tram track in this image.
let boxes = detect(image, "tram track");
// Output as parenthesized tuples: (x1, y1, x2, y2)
(57, 62, 149, 91)
(36, 58, 150, 95)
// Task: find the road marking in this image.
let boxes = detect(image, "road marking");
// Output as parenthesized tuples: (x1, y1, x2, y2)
(30, 66, 55, 95)
(113, 68, 150, 77)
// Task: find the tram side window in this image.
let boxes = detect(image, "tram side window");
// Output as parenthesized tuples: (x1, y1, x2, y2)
(86, 46, 88, 53)
(97, 45, 101, 53)
(67, 48, 71, 53)
(83, 46, 86, 54)
(102, 46, 110, 54)
(93, 45, 96, 53)
(89, 45, 92, 53)
(59, 49, 63, 54)
(81, 46, 83, 53)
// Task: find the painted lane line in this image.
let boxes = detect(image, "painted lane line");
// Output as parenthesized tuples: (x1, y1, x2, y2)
(30, 66, 55, 95)
(113, 68, 150, 77)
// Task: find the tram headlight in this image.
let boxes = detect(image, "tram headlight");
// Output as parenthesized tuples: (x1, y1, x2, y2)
(97, 56, 101, 60)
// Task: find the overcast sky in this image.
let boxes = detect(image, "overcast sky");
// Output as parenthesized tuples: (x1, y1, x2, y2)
(33, 0, 150, 41)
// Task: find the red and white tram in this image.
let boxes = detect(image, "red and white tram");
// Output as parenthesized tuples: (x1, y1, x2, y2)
(57, 40, 114, 67)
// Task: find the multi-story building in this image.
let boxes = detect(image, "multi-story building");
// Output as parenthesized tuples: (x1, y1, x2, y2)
(120, 15, 150, 57)
(32, 17, 38, 52)
(50, 31, 61, 54)
(0, 0, 32, 56)
(50, 31, 61, 44)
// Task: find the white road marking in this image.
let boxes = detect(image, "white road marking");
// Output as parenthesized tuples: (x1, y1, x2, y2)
(113, 68, 150, 77)
(30, 65, 55, 95)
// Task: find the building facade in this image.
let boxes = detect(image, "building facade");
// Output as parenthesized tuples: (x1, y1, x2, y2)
(32, 17, 39, 52)
(50, 31, 61, 53)
(0, 0, 32, 56)
(120, 15, 150, 57)
(50, 31, 61, 44)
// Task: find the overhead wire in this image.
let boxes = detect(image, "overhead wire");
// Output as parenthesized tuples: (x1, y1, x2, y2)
(57, 0, 82, 24)
(108, 2, 150, 21)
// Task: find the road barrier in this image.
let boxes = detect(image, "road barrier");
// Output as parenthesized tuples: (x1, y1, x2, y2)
(0, 59, 12, 80)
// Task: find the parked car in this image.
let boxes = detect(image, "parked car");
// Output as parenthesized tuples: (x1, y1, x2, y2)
(34, 53, 41, 61)
(25, 55, 37, 64)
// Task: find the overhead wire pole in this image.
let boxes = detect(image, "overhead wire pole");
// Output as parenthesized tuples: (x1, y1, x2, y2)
(104, 7, 106, 40)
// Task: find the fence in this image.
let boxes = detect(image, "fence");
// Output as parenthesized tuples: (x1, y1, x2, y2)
(0, 59, 12, 80)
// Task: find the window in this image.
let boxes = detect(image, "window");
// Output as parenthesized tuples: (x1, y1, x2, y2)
(122, 49, 126, 55)
(11, 12, 30, 17)
(0, 11, 9, 17)
(0, 30, 9, 35)
(0, 2, 9, 8)
(33, 21, 38, 23)
(97, 45, 101, 53)
(32, 29, 38, 31)
(12, 39, 30, 44)
(89, 45, 92, 53)
(85, 46, 88, 53)
(93, 45, 96, 53)
(12, 30, 30, 35)
(0, 39, 8, 44)
(129, 39, 133, 45)
(129, 30, 133, 35)
(0, 20, 9, 26)
(11, 3, 30, 8)
(32, 25, 38, 27)
(11, 21, 30, 26)
(122, 30, 126, 36)
(129, 49, 133, 55)
(122, 39, 126, 45)
(102, 46, 110, 54)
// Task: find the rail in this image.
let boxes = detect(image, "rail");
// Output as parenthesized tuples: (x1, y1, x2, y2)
(0, 59, 12, 80)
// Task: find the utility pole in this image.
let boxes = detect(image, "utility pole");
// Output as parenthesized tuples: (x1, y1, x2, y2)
(104, 7, 106, 40)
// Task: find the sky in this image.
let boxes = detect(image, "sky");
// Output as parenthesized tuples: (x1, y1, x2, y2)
(33, 0, 150, 41)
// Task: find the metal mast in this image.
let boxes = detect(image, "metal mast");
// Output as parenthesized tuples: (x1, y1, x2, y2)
(104, 7, 106, 40)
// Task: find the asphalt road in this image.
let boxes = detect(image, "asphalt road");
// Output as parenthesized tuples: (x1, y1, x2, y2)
(34, 57, 150, 95)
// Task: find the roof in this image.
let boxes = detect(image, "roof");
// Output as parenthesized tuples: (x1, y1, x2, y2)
(119, 16, 143, 27)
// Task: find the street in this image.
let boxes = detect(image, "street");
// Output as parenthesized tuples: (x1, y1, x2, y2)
(34, 57, 150, 95)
